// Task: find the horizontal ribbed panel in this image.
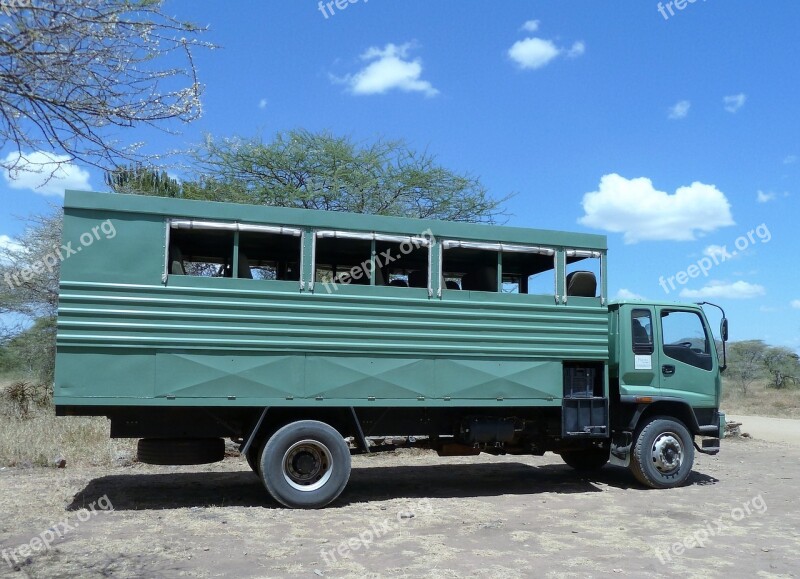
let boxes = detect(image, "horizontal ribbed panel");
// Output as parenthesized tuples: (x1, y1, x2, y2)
(57, 281, 608, 359)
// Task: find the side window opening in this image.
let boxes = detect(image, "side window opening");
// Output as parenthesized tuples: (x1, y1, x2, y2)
(661, 310, 713, 371)
(170, 229, 234, 278)
(167, 221, 302, 281)
(239, 231, 301, 281)
(566, 251, 602, 298)
(375, 240, 429, 289)
(442, 246, 497, 292)
(442, 241, 555, 295)
(314, 232, 430, 289)
(526, 266, 556, 295)
(502, 274, 521, 294)
(631, 309, 654, 355)
(315, 236, 373, 286)
(505, 250, 554, 295)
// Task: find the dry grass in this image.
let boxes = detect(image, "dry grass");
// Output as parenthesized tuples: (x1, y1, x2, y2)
(721, 378, 800, 419)
(0, 378, 137, 468)
(0, 408, 138, 468)
(1, 374, 796, 470)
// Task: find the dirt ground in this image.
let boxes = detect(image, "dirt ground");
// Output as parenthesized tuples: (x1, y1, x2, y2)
(1, 433, 799, 578)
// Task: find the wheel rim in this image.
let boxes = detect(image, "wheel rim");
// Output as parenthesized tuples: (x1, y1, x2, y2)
(650, 432, 683, 474)
(282, 439, 333, 492)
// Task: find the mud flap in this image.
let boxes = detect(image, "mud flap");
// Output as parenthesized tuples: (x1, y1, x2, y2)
(609, 431, 632, 467)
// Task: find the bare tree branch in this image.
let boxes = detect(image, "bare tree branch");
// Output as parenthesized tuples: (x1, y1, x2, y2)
(0, 0, 213, 173)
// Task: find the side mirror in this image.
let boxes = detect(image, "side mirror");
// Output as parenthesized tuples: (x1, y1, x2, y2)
(720, 318, 729, 342)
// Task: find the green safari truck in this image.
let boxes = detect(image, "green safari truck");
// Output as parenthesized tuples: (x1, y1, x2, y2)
(55, 191, 727, 508)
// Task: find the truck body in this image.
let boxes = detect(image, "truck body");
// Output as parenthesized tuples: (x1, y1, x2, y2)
(55, 191, 725, 507)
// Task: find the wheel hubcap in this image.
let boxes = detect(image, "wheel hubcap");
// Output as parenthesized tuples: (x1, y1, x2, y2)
(282, 440, 333, 492)
(651, 432, 683, 474)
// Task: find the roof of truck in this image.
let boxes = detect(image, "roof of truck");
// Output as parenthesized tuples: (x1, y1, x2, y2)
(64, 190, 607, 251)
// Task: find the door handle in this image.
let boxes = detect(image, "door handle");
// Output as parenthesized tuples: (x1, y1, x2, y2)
(662, 364, 676, 376)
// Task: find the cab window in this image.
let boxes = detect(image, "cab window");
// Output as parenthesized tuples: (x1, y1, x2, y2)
(631, 309, 654, 355)
(661, 310, 713, 371)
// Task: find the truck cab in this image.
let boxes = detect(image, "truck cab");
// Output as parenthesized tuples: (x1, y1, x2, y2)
(607, 301, 726, 487)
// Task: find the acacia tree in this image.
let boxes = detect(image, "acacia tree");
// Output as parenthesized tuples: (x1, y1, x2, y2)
(188, 130, 510, 223)
(0, 210, 62, 384)
(726, 340, 767, 396)
(104, 164, 182, 197)
(762, 346, 800, 390)
(0, 0, 211, 173)
(0, 210, 62, 319)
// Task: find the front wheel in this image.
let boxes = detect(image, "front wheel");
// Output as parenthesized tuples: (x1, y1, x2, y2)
(631, 417, 694, 489)
(260, 420, 351, 508)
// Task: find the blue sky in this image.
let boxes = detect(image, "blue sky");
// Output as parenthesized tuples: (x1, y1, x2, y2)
(1, 1, 798, 350)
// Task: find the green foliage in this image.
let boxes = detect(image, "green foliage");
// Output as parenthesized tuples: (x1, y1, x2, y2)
(0, 343, 14, 374)
(105, 129, 511, 223)
(725, 340, 799, 394)
(1, 318, 57, 387)
(762, 346, 800, 389)
(727, 340, 768, 395)
(104, 165, 182, 197)
(0, 209, 63, 319)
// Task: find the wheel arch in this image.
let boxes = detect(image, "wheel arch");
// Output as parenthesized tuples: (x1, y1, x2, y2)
(241, 407, 362, 461)
(632, 400, 700, 435)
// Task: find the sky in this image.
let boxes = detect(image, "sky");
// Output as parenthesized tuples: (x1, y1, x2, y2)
(1, 1, 798, 350)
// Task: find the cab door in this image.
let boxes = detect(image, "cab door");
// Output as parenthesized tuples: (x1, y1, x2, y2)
(618, 306, 659, 397)
(656, 308, 717, 407)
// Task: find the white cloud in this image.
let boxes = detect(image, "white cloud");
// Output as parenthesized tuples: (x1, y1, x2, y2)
(507, 20, 585, 71)
(258, 98, 268, 109)
(337, 43, 438, 97)
(791, 300, 800, 309)
(615, 288, 646, 300)
(566, 41, 586, 59)
(3, 151, 91, 197)
(508, 37, 561, 70)
(668, 100, 691, 120)
(521, 19, 540, 32)
(757, 190, 777, 203)
(783, 155, 797, 165)
(579, 174, 734, 244)
(679, 281, 765, 300)
(723, 93, 747, 113)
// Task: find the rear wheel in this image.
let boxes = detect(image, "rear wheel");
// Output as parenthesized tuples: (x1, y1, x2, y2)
(260, 420, 351, 508)
(560, 447, 610, 471)
(631, 417, 694, 489)
(245, 444, 261, 476)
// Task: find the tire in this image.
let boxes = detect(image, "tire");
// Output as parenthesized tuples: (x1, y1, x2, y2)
(245, 443, 261, 476)
(630, 417, 695, 489)
(560, 447, 610, 471)
(260, 420, 351, 509)
(137, 438, 225, 465)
